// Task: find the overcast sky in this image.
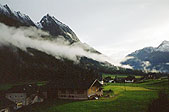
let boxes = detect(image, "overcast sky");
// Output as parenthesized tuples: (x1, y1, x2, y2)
(1, 0, 169, 65)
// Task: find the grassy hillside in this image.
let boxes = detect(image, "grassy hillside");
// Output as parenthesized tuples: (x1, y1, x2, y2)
(17, 77, 169, 112)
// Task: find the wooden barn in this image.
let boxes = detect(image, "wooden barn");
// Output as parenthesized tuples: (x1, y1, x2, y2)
(47, 79, 103, 100)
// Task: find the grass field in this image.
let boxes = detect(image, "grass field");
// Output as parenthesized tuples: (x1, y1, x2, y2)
(102, 74, 142, 78)
(17, 77, 168, 112)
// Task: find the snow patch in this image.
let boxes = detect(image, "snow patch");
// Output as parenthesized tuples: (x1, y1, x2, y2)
(36, 22, 43, 29)
(0, 4, 10, 15)
(166, 63, 169, 65)
(156, 40, 169, 52)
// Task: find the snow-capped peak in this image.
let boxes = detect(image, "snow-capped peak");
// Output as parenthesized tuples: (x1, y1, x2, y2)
(156, 40, 169, 52)
(0, 4, 79, 42)
(16, 11, 30, 20)
(0, 4, 35, 26)
(0, 4, 11, 15)
(40, 14, 79, 42)
(160, 40, 169, 45)
(40, 14, 68, 28)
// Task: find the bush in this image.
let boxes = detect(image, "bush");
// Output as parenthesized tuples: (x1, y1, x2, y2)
(147, 90, 169, 112)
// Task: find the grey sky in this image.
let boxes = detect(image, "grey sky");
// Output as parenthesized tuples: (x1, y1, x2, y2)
(1, 0, 169, 65)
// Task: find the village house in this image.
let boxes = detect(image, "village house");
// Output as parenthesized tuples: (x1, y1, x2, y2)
(124, 76, 136, 83)
(114, 77, 125, 83)
(47, 79, 103, 100)
(103, 76, 113, 83)
(0, 97, 16, 112)
(125, 79, 134, 83)
(5, 84, 44, 109)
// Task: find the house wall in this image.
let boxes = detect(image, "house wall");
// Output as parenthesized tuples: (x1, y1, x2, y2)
(25, 94, 44, 105)
(125, 80, 134, 83)
(57, 89, 88, 100)
(5, 93, 26, 109)
(47, 89, 58, 99)
(0, 107, 10, 112)
(42, 92, 47, 99)
(31, 95, 44, 104)
(87, 86, 103, 97)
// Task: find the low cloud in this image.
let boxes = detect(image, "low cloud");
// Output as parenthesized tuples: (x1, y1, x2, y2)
(121, 56, 135, 62)
(0, 23, 113, 64)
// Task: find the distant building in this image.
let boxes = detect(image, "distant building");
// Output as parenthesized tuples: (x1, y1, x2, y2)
(114, 78, 125, 83)
(124, 75, 136, 83)
(125, 79, 134, 83)
(5, 84, 44, 109)
(47, 79, 103, 100)
(103, 76, 113, 83)
(142, 74, 161, 80)
(108, 80, 114, 83)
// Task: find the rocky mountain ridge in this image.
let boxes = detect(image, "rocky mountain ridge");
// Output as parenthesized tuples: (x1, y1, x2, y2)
(121, 40, 169, 73)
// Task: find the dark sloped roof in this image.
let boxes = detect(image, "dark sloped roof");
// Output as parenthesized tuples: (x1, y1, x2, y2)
(6, 84, 38, 93)
(47, 78, 102, 90)
(0, 97, 16, 109)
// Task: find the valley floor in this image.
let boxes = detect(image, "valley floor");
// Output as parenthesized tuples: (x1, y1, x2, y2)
(16, 77, 169, 112)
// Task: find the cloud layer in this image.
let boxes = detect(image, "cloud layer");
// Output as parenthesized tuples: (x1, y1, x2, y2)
(0, 23, 114, 64)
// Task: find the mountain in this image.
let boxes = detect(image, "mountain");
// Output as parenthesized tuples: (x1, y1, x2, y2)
(39, 14, 79, 43)
(0, 4, 78, 43)
(0, 4, 118, 83)
(121, 40, 169, 73)
(0, 4, 35, 27)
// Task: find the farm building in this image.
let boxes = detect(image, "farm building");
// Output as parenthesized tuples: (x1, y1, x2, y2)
(5, 84, 44, 109)
(47, 79, 103, 100)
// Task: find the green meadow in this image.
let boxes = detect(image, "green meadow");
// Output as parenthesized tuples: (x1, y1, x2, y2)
(102, 74, 142, 78)
(17, 77, 168, 112)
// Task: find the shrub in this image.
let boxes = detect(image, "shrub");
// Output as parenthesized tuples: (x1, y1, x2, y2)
(147, 90, 169, 112)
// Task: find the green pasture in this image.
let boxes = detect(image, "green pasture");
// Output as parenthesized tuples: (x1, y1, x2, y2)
(17, 78, 169, 112)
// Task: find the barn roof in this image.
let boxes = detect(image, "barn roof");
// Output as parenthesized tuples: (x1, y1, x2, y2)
(6, 84, 38, 94)
(47, 79, 102, 90)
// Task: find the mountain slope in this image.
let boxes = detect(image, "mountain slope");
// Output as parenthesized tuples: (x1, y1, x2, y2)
(121, 40, 169, 73)
(0, 4, 119, 83)
(0, 45, 100, 83)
